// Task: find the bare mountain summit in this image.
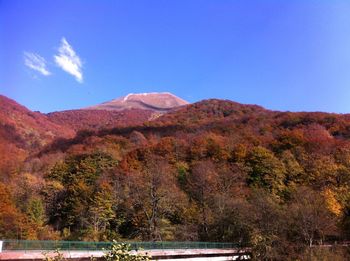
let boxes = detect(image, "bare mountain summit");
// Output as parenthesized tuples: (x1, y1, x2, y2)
(85, 92, 189, 112)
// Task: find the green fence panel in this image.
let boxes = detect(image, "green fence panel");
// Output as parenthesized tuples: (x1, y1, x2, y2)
(1, 240, 238, 251)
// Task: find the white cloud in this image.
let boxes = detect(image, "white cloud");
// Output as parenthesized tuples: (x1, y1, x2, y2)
(54, 38, 83, 83)
(24, 52, 51, 76)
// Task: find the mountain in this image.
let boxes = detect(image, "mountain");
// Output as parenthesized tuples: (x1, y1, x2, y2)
(0, 95, 75, 148)
(0, 95, 74, 177)
(46, 92, 189, 131)
(152, 99, 267, 126)
(85, 92, 189, 112)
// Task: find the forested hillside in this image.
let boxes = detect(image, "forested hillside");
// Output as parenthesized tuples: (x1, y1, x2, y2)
(47, 109, 154, 131)
(1, 97, 350, 259)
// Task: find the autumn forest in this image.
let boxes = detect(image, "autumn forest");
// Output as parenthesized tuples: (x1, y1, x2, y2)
(1, 95, 350, 259)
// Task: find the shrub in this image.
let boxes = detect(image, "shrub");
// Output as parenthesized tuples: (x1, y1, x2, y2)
(103, 241, 150, 261)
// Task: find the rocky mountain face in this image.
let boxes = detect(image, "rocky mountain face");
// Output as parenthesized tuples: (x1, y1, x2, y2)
(85, 92, 189, 112)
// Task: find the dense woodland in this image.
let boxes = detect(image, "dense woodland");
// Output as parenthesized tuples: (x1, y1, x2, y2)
(1, 96, 350, 259)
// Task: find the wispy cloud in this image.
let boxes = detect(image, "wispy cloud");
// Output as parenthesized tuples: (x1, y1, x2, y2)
(54, 38, 83, 83)
(24, 52, 51, 76)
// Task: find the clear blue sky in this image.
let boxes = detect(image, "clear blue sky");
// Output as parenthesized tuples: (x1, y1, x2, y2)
(1, 0, 350, 113)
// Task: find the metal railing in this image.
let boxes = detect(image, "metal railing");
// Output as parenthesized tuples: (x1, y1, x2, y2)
(1, 240, 238, 252)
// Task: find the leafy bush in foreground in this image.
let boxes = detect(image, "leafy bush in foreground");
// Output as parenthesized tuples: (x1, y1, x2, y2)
(104, 241, 150, 261)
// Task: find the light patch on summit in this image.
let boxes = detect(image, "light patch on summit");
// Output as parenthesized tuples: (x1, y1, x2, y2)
(123, 93, 134, 102)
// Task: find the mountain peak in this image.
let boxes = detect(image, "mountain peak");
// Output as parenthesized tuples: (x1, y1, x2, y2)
(85, 92, 189, 112)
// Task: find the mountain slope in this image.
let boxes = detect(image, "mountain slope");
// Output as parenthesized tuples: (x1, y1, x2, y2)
(0, 95, 74, 148)
(41, 98, 350, 157)
(152, 99, 268, 126)
(47, 109, 154, 131)
(0, 95, 75, 176)
(85, 92, 189, 112)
